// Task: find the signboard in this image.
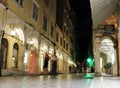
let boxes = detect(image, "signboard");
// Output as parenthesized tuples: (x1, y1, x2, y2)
(104, 25, 115, 35)
(96, 24, 115, 35)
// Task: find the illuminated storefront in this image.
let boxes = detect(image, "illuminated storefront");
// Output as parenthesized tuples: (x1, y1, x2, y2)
(3, 23, 25, 71)
(23, 30, 39, 74)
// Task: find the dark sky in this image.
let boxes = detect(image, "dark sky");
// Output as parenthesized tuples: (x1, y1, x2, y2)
(69, 0, 93, 61)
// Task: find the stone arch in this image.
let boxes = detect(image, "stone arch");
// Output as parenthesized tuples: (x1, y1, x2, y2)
(4, 24, 25, 44)
(100, 35, 116, 47)
(4, 18, 25, 44)
(99, 35, 117, 75)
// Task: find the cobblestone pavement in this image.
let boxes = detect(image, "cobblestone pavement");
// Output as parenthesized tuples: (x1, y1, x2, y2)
(0, 73, 120, 88)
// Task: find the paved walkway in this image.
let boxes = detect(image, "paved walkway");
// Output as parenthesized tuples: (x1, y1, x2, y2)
(91, 77, 120, 88)
(0, 73, 120, 88)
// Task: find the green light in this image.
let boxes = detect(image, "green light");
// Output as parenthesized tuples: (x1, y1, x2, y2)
(87, 58, 92, 63)
(87, 57, 94, 67)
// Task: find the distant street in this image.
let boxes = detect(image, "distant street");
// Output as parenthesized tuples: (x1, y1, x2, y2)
(0, 73, 120, 88)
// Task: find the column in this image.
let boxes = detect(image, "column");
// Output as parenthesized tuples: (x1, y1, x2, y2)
(6, 37, 13, 69)
(94, 38, 101, 76)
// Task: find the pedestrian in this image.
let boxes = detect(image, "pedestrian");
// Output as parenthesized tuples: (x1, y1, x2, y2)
(51, 53, 57, 77)
(43, 53, 50, 75)
(0, 50, 3, 76)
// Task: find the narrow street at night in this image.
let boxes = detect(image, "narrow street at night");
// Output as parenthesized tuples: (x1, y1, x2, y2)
(1, 0, 120, 88)
(0, 74, 120, 88)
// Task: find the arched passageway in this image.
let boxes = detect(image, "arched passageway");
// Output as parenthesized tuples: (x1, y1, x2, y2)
(100, 38, 117, 75)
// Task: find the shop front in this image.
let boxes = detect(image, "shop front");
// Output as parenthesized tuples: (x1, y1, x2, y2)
(23, 31, 39, 75)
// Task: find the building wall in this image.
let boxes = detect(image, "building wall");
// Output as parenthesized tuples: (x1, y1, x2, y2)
(7, 0, 42, 32)
(0, 0, 75, 75)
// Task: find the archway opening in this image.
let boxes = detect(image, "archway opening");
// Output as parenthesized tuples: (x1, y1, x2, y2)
(4, 24, 25, 43)
(12, 43, 19, 68)
(1, 38, 8, 69)
(100, 38, 115, 74)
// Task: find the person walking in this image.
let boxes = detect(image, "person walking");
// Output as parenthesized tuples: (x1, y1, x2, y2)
(0, 50, 3, 76)
(51, 53, 57, 77)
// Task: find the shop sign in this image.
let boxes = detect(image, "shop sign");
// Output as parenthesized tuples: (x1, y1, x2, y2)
(104, 25, 115, 35)
(96, 25, 115, 35)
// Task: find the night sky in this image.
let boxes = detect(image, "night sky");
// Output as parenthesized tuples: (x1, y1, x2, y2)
(69, 0, 93, 61)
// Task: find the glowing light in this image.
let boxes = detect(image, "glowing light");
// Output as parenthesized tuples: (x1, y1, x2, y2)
(15, 28, 25, 43)
(30, 39, 33, 44)
(11, 30, 16, 36)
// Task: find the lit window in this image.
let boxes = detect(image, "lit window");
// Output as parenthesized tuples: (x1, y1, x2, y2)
(32, 2, 38, 21)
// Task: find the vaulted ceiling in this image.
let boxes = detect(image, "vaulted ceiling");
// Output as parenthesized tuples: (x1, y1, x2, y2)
(90, 0, 119, 29)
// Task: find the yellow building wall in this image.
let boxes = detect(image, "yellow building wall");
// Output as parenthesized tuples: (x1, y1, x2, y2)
(7, 0, 43, 33)
(4, 34, 24, 70)
(0, 0, 75, 74)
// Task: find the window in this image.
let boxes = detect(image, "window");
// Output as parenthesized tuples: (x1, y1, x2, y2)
(14, 0, 23, 7)
(56, 32, 59, 42)
(66, 43, 68, 51)
(32, 2, 38, 21)
(63, 40, 65, 48)
(60, 37, 63, 46)
(43, 16, 47, 31)
(50, 25, 54, 38)
(44, 0, 49, 6)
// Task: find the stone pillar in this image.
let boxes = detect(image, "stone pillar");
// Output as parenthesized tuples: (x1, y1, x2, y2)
(94, 38, 101, 76)
(118, 33, 120, 76)
(5, 36, 13, 69)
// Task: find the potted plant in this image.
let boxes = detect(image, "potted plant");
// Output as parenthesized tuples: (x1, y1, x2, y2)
(104, 62, 112, 74)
